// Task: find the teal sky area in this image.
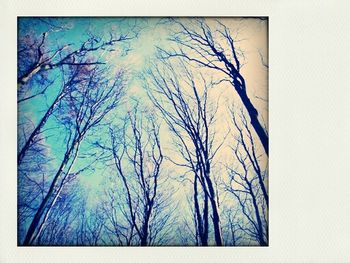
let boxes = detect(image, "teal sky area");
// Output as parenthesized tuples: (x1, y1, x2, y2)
(18, 17, 172, 204)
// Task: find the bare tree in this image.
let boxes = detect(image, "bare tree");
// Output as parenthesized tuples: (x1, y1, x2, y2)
(34, 180, 81, 245)
(221, 206, 244, 246)
(159, 18, 268, 156)
(108, 106, 169, 246)
(100, 184, 137, 245)
(231, 108, 268, 207)
(147, 59, 225, 245)
(17, 28, 133, 165)
(18, 17, 268, 247)
(17, 68, 80, 165)
(225, 108, 268, 246)
(17, 24, 133, 87)
(17, 120, 53, 244)
(22, 65, 125, 245)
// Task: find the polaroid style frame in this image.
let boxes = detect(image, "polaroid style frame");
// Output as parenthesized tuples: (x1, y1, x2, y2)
(1, 0, 350, 262)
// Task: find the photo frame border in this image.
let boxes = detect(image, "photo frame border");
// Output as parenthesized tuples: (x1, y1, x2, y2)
(1, 0, 350, 262)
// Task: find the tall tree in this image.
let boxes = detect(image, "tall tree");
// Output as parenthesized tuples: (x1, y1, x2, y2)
(230, 108, 268, 207)
(147, 59, 225, 245)
(22, 66, 125, 245)
(159, 18, 269, 156)
(18, 23, 133, 87)
(108, 106, 169, 246)
(17, 27, 133, 165)
(225, 108, 268, 246)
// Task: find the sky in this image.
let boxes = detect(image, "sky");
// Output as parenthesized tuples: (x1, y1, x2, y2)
(18, 17, 268, 245)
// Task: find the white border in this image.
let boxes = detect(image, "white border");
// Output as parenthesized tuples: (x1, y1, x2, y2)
(1, 0, 350, 262)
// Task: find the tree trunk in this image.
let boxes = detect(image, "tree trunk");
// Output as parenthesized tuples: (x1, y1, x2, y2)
(23, 138, 80, 245)
(209, 198, 223, 246)
(202, 190, 209, 246)
(18, 91, 65, 165)
(248, 181, 267, 246)
(193, 175, 208, 246)
(140, 205, 152, 246)
(203, 172, 223, 246)
(235, 78, 268, 156)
